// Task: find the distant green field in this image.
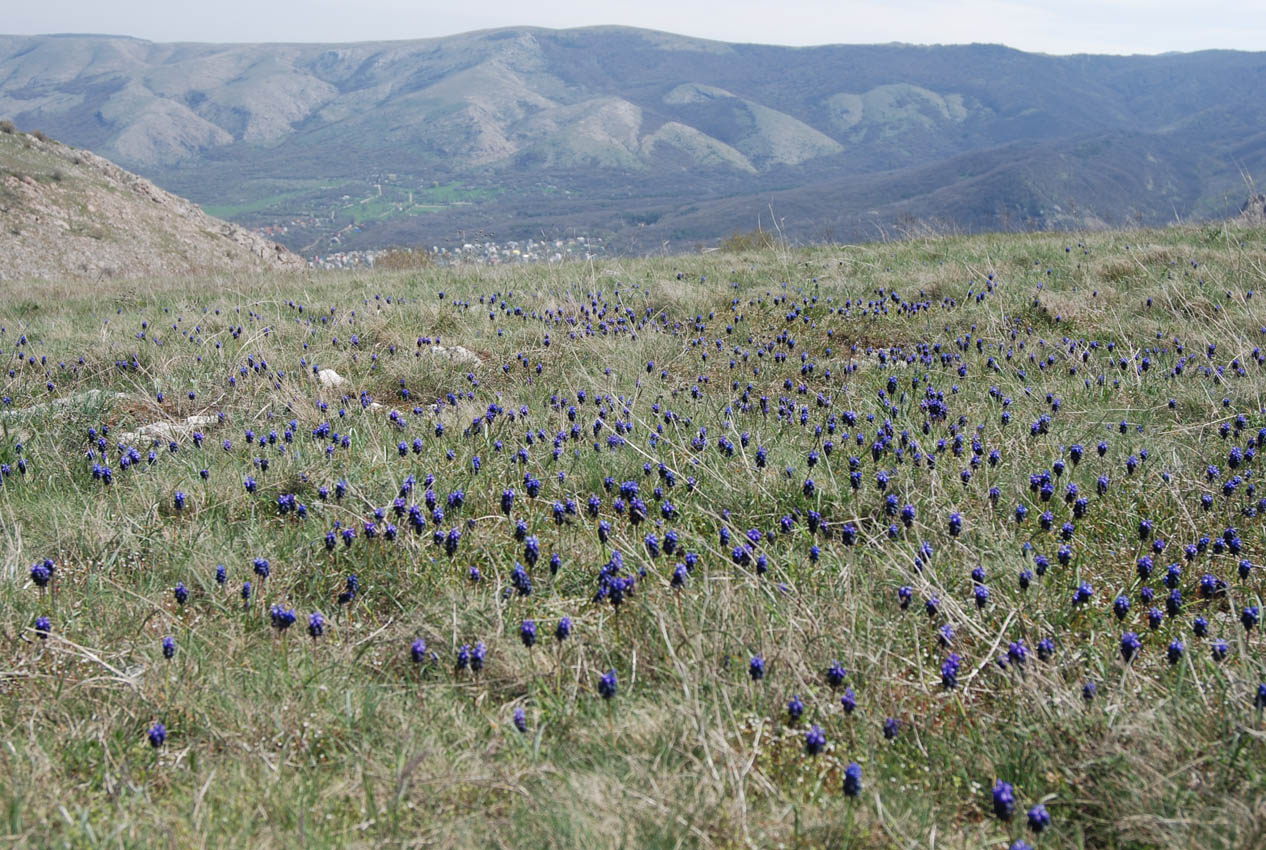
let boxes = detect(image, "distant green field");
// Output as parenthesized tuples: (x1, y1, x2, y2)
(200, 179, 347, 219)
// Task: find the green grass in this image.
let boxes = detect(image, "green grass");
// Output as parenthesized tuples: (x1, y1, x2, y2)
(200, 179, 347, 220)
(0, 224, 1265, 848)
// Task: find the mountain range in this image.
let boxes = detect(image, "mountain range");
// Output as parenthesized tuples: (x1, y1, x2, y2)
(2, 27, 1264, 253)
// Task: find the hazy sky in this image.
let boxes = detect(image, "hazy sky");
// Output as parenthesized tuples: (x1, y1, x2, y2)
(8, 0, 1266, 55)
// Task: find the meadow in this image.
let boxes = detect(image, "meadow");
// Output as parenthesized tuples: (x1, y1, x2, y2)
(1, 224, 1265, 849)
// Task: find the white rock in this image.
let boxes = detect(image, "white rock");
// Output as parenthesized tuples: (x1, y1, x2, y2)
(120, 413, 220, 445)
(317, 369, 347, 388)
(430, 345, 480, 364)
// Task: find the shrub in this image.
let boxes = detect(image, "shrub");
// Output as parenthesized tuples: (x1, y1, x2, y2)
(0, 119, 15, 134)
(719, 228, 782, 253)
(375, 248, 432, 271)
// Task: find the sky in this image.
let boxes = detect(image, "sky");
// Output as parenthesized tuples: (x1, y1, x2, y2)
(8, 0, 1266, 55)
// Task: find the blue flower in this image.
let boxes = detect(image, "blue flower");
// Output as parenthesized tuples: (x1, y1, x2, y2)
(992, 780, 1015, 820)
(941, 653, 962, 689)
(1121, 632, 1142, 663)
(1027, 803, 1051, 833)
(519, 619, 537, 648)
(308, 611, 325, 639)
(162, 636, 176, 659)
(804, 724, 826, 756)
(843, 762, 863, 797)
(269, 605, 296, 631)
(749, 655, 765, 681)
(883, 717, 900, 739)
(598, 668, 618, 699)
(148, 722, 167, 748)
(30, 560, 52, 588)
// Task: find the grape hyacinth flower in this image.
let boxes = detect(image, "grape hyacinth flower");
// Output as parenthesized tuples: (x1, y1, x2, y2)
(843, 762, 863, 797)
(804, 724, 826, 755)
(749, 654, 765, 681)
(992, 780, 1016, 821)
(519, 619, 537, 648)
(598, 668, 618, 699)
(1121, 632, 1142, 663)
(30, 560, 52, 588)
(162, 635, 175, 659)
(1027, 804, 1051, 833)
(148, 722, 167, 748)
(308, 611, 325, 639)
(270, 605, 296, 631)
(941, 653, 962, 689)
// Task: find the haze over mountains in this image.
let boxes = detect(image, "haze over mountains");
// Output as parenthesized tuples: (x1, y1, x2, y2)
(2, 26, 1264, 253)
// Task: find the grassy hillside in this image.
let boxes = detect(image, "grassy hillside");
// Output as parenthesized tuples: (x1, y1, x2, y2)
(0, 124, 303, 279)
(1, 224, 1265, 848)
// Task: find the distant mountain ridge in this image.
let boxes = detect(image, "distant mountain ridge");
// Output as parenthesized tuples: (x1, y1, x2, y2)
(2, 27, 1263, 252)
